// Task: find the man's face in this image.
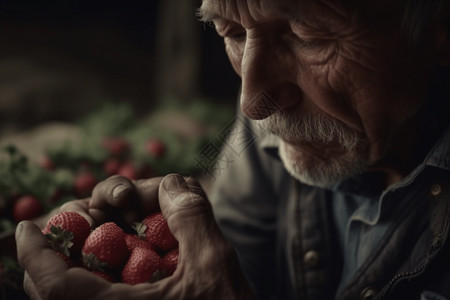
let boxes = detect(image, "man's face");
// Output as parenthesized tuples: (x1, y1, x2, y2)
(200, 0, 435, 186)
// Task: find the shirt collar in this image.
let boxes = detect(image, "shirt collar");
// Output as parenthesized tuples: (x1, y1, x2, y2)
(424, 124, 450, 171)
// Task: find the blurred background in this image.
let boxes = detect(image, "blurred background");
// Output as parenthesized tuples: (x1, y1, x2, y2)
(0, 0, 240, 134)
(0, 2, 241, 298)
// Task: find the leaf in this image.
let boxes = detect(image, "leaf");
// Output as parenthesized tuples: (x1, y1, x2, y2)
(132, 222, 147, 240)
(45, 226, 74, 257)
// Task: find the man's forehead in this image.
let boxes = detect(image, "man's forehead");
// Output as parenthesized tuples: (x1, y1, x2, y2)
(199, 0, 303, 23)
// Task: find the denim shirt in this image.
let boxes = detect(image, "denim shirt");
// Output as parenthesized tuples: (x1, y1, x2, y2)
(332, 124, 450, 297)
(209, 69, 450, 300)
(210, 116, 450, 300)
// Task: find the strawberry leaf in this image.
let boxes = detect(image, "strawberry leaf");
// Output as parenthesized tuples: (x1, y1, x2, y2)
(45, 225, 74, 257)
(132, 222, 147, 240)
(82, 253, 109, 273)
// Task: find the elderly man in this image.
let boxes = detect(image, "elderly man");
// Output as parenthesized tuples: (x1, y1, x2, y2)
(15, 0, 450, 299)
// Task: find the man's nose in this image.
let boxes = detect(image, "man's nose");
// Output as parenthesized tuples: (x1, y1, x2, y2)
(239, 39, 300, 120)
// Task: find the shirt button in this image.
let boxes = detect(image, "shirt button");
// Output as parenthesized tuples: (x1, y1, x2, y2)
(303, 250, 320, 267)
(360, 287, 377, 300)
(430, 184, 443, 197)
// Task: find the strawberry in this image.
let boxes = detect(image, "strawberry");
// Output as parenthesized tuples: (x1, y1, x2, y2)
(55, 251, 77, 268)
(74, 172, 98, 198)
(102, 137, 131, 157)
(133, 212, 178, 253)
(103, 158, 122, 176)
(144, 138, 166, 158)
(121, 247, 162, 285)
(82, 222, 129, 272)
(160, 248, 179, 277)
(117, 162, 139, 180)
(13, 195, 43, 223)
(43, 211, 91, 258)
(124, 234, 156, 252)
(39, 155, 55, 171)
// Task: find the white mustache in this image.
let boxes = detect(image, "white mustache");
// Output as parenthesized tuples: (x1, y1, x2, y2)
(254, 112, 361, 151)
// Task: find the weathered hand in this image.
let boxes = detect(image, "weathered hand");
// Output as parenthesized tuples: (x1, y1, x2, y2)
(16, 174, 254, 300)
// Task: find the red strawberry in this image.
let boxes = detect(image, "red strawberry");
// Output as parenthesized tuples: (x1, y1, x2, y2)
(144, 138, 166, 158)
(117, 162, 139, 180)
(55, 251, 77, 268)
(13, 195, 43, 223)
(103, 158, 121, 176)
(121, 247, 161, 285)
(39, 155, 55, 171)
(74, 172, 98, 198)
(133, 212, 178, 253)
(47, 188, 63, 205)
(82, 222, 129, 272)
(102, 137, 131, 157)
(124, 234, 156, 252)
(43, 211, 91, 258)
(160, 248, 179, 277)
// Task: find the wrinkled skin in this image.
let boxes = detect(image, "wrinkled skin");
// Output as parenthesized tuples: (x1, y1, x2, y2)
(199, 0, 449, 185)
(15, 0, 450, 299)
(16, 175, 253, 300)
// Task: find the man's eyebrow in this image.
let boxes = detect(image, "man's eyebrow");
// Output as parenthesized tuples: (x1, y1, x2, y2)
(196, 5, 221, 22)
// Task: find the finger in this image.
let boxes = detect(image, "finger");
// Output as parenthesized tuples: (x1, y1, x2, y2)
(90, 175, 136, 209)
(90, 176, 164, 225)
(132, 177, 164, 213)
(119, 177, 164, 224)
(16, 221, 68, 298)
(23, 272, 43, 300)
(159, 175, 249, 298)
(159, 173, 211, 211)
(158, 174, 215, 241)
(89, 175, 137, 223)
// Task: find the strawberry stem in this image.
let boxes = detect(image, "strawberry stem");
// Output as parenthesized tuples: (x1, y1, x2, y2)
(132, 222, 147, 240)
(45, 225, 74, 257)
(82, 253, 109, 272)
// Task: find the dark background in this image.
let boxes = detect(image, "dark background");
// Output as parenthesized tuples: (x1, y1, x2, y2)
(0, 0, 240, 134)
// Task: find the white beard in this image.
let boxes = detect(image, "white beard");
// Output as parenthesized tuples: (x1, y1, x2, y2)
(255, 112, 370, 187)
(278, 140, 369, 188)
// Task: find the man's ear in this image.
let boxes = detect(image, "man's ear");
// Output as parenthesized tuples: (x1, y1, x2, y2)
(435, 2, 450, 66)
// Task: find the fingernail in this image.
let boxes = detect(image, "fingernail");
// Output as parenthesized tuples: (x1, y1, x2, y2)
(162, 174, 187, 193)
(112, 184, 130, 200)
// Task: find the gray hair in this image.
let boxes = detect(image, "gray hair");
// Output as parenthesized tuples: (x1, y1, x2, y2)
(402, 0, 448, 44)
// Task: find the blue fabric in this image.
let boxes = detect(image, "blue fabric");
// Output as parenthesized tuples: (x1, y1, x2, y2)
(330, 121, 450, 295)
(210, 67, 450, 299)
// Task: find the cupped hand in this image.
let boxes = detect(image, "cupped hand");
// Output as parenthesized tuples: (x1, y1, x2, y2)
(16, 174, 254, 300)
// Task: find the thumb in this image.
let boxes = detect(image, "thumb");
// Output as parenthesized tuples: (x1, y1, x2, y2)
(158, 174, 217, 241)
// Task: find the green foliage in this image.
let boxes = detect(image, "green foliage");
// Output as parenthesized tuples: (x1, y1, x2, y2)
(0, 146, 56, 210)
(0, 99, 235, 232)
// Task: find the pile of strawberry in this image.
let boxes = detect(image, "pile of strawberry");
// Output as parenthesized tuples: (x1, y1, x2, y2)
(43, 211, 178, 284)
